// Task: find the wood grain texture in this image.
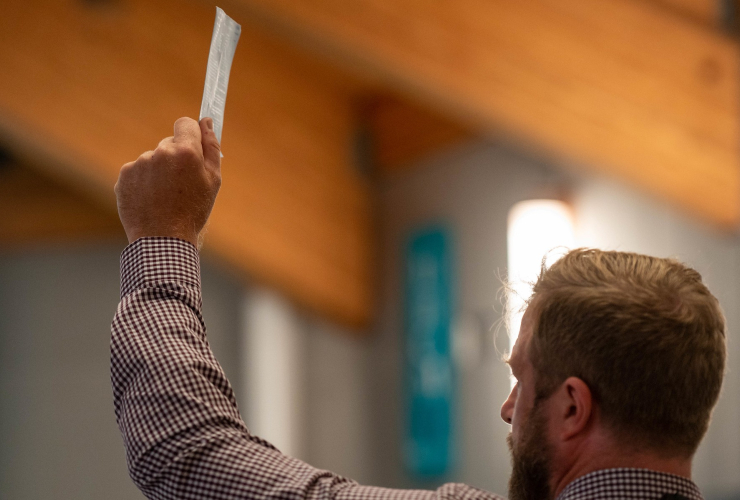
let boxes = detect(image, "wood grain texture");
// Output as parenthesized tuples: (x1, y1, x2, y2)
(0, 0, 374, 326)
(234, 0, 740, 228)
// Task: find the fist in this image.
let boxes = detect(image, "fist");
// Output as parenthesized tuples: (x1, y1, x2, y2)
(114, 117, 222, 248)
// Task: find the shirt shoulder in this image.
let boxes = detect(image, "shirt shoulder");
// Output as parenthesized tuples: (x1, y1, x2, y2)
(558, 468, 703, 500)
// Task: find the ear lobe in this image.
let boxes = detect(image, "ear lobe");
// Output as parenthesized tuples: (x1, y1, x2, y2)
(555, 376, 593, 441)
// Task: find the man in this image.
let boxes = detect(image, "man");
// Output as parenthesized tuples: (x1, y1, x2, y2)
(112, 117, 726, 500)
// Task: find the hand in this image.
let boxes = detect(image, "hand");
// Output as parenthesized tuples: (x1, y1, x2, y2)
(114, 117, 222, 248)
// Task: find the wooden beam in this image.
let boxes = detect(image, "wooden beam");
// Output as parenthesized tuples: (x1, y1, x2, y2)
(363, 94, 474, 175)
(234, 0, 740, 228)
(0, 0, 373, 327)
(649, 0, 717, 25)
(0, 161, 124, 246)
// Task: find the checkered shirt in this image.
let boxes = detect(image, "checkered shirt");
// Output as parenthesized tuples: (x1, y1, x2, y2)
(111, 237, 503, 500)
(557, 468, 703, 500)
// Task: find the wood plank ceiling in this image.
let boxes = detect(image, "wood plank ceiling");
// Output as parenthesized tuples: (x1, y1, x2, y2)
(232, 0, 740, 227)
(0, 0, 738, 327)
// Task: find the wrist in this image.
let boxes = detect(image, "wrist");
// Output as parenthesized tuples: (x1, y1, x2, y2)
(126, 227, 199, 249)
(135, 235, 198, 248)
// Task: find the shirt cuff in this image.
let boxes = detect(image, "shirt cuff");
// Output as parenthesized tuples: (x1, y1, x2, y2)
(120, 237, 200, 298)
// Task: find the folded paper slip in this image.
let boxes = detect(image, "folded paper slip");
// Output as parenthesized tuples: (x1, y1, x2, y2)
(199, 7, 241, 154)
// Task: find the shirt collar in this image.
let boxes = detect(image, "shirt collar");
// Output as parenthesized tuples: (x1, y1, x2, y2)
(556, 468, 703, 500)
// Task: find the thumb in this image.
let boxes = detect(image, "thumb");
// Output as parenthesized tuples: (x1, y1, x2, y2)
(199, 117, 222, 172)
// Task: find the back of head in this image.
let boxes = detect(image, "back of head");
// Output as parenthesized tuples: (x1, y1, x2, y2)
(528, 249, 726, 457)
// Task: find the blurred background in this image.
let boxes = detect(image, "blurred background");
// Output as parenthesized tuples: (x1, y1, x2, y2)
(1, 0, 740, 498)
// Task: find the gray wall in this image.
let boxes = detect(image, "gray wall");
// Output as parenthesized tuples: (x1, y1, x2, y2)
(0, 243, 243, 499)
(303, 318, 373, 484)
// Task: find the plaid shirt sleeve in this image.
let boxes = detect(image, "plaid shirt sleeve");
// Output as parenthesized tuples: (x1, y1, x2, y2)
(111, 237, 503, 500)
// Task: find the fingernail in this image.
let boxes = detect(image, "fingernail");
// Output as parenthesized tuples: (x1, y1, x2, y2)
(206, 118, 214, 131)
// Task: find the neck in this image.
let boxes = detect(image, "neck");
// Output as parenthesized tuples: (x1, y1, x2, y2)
(551, 433, 693, 498)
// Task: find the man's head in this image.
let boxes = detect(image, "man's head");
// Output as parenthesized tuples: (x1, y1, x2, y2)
(501, 248, 727, 499)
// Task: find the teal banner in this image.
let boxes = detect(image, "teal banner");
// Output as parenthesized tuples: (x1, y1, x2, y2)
(404, 226, 455, 477)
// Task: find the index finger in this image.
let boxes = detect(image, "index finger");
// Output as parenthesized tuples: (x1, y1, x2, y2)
(173, 117, 202, 149)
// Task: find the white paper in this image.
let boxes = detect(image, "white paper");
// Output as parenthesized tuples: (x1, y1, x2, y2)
(200, 7, 241, 150)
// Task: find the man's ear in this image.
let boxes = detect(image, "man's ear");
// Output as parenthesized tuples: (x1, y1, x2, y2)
(551, 376, 593, 441)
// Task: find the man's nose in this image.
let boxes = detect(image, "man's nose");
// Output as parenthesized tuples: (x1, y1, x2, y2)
(501, 386, 515, 424)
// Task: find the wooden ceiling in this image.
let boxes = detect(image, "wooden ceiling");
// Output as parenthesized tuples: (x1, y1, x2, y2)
(0, 0, 738, 327)
(232, 0, 740, 227)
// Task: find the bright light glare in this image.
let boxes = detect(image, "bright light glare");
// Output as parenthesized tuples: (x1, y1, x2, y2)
(506, 200, 575, 385)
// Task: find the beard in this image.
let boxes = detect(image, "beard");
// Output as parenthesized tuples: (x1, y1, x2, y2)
(507, 401, 554, 500)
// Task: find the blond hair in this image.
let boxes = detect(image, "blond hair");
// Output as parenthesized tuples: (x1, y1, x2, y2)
(527, 249, 726, 456)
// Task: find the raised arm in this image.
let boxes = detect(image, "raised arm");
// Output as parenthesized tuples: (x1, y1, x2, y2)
(110, 117, 501, 500)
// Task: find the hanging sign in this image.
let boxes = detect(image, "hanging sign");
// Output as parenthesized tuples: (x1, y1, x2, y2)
(403, 225, 455, 477)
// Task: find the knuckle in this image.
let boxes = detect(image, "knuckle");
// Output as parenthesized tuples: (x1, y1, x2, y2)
(137, 150, 154, 164)
(158, 136, 174, 149)
(155, 142, 175, 158)
(173, 143, 200, 164)
(118, 161, 133, 179)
